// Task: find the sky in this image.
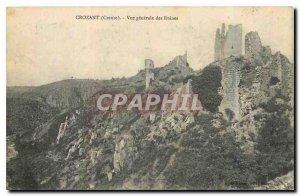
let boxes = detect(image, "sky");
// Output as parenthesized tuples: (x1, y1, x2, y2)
(7, 7, 294, 86)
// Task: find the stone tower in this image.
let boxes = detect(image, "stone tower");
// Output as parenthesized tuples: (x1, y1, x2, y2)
(216, 24, 242, 119)
(218, 55, 241, 120)
(145, 59, 154, 89)
(245, 31, 262, 58)
(244, 31, 293, 97)
(214, 23, 242, 61)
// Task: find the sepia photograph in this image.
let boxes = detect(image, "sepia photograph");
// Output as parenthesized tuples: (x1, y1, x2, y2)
(6, 7, 295, 190)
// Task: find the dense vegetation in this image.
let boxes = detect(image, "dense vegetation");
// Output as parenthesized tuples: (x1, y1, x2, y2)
(165, 114, 256, 189)
(191, 65, 222, 112)
(254, 94, 294, 184)
(6, 98, 59, 135)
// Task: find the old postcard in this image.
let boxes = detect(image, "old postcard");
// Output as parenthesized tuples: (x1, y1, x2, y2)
(6, 7, 294, 190)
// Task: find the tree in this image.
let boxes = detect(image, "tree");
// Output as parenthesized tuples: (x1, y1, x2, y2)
(191, 65, 222, 112)
(254, 95, 294, 183)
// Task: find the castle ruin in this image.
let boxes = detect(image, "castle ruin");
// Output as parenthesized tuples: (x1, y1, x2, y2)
(216, 25, 294, 120)
(214, 23, 243, 61)
(244, 31, 293, 98)
(145, 59, 155, 89)
(245, 32, 262, 58)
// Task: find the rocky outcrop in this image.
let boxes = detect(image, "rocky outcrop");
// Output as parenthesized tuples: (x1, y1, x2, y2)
(167, 52, 188, 68)
(254, 171, 294, 190)
(113, 135, 137, 173)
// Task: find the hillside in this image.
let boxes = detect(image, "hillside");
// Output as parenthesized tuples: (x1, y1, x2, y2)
(6, 46, 294, 190)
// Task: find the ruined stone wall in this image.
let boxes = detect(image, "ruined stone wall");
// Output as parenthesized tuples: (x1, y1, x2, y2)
(225, 24, 243, 58)
(243, 31, 293, 102)
(214, 24, 242, 61)
(266, 51, 293, 97)
(245, 32, 263, 59)
(219, 60, 241, 119)
(218, 30, 293, 120)
(214, 28, 223, 60)
(145, 59, 154, 69)
(280, 55, 293, 97)
(145, 59, 155, 89)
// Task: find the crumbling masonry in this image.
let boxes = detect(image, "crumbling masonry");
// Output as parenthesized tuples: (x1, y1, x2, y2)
(145, 59, 154, 89)
(214, 23, 243, 61)
(216, 24, 294, 120)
